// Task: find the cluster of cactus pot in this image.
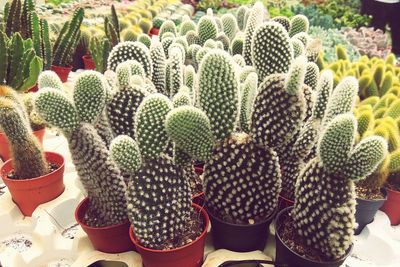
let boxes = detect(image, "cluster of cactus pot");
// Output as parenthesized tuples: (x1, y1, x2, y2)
(1, 0, 389, 261)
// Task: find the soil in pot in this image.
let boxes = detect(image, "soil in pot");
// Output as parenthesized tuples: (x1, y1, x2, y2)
(130, 203, 209, 267)
(275, 207, 352, 267)
(75, 198, 135, 253)
(354, 184, 387, 234)
(278, 194, 295, 212)
(0, 127, 46, 162)
(1, 152, 65, 216)
(208, 207, 275, 252)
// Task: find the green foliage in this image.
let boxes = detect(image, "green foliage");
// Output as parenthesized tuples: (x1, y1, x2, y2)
(89, 37, 111, 73)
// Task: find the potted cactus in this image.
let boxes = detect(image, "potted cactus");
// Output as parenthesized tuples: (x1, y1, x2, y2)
(50, 8, 84, 82)
(382, 173, 400, 226)
(0, 85, 65, 216)
(110, 93, 209, 267)
(275, 73, 387, 266)
(34, 71, 133, 253)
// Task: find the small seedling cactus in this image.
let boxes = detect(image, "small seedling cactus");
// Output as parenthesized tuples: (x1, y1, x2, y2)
(35, 71, 127, 227)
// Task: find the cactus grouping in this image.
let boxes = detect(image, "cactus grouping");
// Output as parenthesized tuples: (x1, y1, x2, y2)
(35, 71, 127, 227)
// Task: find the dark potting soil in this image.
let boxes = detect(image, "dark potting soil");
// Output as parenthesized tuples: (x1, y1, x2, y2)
(6, 162, 59, 180)
(209, 205, 271, 225)
(355, 183, 385, 200)
(279, 213, 323, 262)
(157, 210, 204, 250)
(190, 171, 203, 196)
(387, 174, 400, 191)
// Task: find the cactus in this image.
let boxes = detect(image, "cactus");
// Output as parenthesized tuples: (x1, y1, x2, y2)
(137, 33, 151, 48)
(221, 13, 238, 41)
(291, 38, 304, 58)
(159, 20, 177, 40)
(0, 31, 43, 92)
(230, 33, 244, 56)
(197, 16, 218, 46)
(236, 6, 249, 31)
(107, 41, 152, 77)
(52, 8, 84, 67)
(179, 20, 196, 36)
(242, 2, 265, 65)
(251, 22, 293, 81)
(167, 46, 184, 97)
(239, 72, 258, 133)
(198, 51, 238, 140)
(90, 37, 111, 73)
(35, 71, 128, 227)
(38, 70, 63, 90)
(0, 85, 48, 179)
(185, 30, 199, 46)
(138, 18, 152, 34)
(292, 114, 387, 260)
(289, 14, 309, 38)
(149, 40, 166, 94)
(5, 0, 22, 37)
(272, 16, 290, 32)
(304, 62, 319, 91)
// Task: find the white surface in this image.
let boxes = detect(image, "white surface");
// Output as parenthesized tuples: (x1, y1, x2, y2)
(0, 70, 399, 266)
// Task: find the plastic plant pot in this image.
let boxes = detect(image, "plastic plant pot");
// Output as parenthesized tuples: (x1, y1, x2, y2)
(192, 166, 205, 206)
(51, 65, 72, 83)
(208, 208, 276, 252)
(380, 187, 400, 226)
(129, 203, 209, 267)
(28, 83, 38, 92)
(275, 207, 353, 267)
(354, 189, 387, 235)
(1, 152, 65, 216)
(75, 197, 135, 253)
(278, 194, 295, 212)
(82, 55, 96, 70)
(150, 27, 160, 36)
(0, 127, 46, 162)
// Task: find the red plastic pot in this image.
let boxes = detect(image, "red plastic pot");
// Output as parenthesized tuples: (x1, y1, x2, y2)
(75, 197, 135, 253)
(278, 194, 295, 212)
(51, 65, 72, 83)
(150, 27, 160, 36)
(129, 203, 209, 267)
(380, 187, 400, 225)
(28, 84, 38, 92)
(192, 191, 205, 206)
(1, 152, 65, 216)
(82, 55, 96, 70)
(0, 127, 46, 162)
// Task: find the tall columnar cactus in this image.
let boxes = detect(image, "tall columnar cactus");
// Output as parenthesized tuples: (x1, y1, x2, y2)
(0, 85, 48, 179)
(292, 114, 387, 260)
(197, 16, 218, 46)
(0, 31, 43, 92)
(35, 71, 128, 227)
(52, 8, 84, 67)
(107, 41, 152, 77)
(90, 37, 111, 74)
(242, 2, 265, 65)
(149, 40, 166, 94)
(251, 22, 293, 81)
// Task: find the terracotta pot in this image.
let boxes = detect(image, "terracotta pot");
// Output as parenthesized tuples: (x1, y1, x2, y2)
(82, 55, 96, 70)
(51, 65, 72, 83)
(1, 152, 65, 216)
(278, 194, 295, 212)
(208, 208, 276, 252)
(355, 189, 387, 234)
(130, 203, 209, 267)
(275, 207, 353, 267)
(75, 197, 135, 253)
(0, 127, 46, 162)
(380, 187, 400, 225)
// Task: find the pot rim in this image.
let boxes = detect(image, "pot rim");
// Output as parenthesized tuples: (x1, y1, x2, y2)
(1, 151, 65, 183)
(207, 205, 277, 228)
(384, 187, 400, 195)
(75, 197, 131, 230)
(275, 206, 354, 265)
(51, 64, 73, 70)
(356, 187, 388, 202)
(130, 203, 209, 253)
(279, 193, 295, 203)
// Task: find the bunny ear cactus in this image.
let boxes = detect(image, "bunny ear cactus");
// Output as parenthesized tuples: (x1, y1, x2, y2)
(221, 13, 238, 41)
(159, 20, 177, 40)
(289, 14, 309, 38)
(35, 72, 128, 227)
(179, 20, 196, 36)
(243, 2, 265, 66)
(292, 114, 387, 260)
(0, 86, 48, 179)
(236, 5, 249, 31)
(197, 15, 218, 46)
(107, 41, 152, 78)
(230, 33, 244, 56)
(251, 22, 293, 81)
(239, 72, 258, 133)
(198, 50, 239, 140)
(272, 16, 290, 32)
(167, 46, 184, 97)
(150, 40, 166, 94)
(38, 70, 63, 91)
(304, 62, 319, 91)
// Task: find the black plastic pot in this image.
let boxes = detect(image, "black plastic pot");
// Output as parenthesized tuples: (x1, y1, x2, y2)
(275, 207, 353, 267)
(208, 208, 275, 252)
(355, 189, 387, 235)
